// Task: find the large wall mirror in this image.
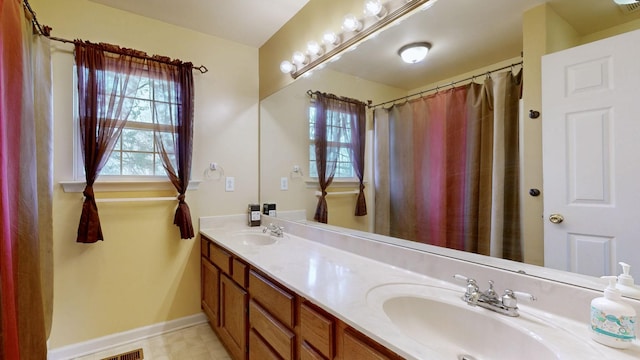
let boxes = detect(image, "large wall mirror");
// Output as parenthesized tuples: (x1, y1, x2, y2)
(259, 0, 640, 297)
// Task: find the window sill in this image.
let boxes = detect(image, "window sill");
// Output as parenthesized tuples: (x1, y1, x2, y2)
(60, 179, 201, 193)
(304, 179, 364, 189)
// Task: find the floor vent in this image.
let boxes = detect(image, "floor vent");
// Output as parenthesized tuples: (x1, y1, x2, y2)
(100, 348, 143, 360)
(620, 2, 640, 14)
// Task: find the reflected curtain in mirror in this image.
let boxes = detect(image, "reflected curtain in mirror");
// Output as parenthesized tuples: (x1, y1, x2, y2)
(311, 92, 367, 223)
(374, 70, 523, 261)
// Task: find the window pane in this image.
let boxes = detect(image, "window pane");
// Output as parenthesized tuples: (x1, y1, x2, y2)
(121, 128, 154, 151)
(154, 102, 176, 126)
(122, 152, 154, 175)
(102, 151, 122, 175)
(130, 98, 152, 123)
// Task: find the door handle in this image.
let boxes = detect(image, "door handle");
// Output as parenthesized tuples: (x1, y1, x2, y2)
(549, 214, 564, 224)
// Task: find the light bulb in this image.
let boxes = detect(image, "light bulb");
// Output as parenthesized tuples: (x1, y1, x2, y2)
(342, 14, 362, 32)
(322, 32, 340, 46)
(292, 51, 308, 66)
(364, 0, 387, 18)
(307, 41, 324, 57)
(279, 60, 295, 74)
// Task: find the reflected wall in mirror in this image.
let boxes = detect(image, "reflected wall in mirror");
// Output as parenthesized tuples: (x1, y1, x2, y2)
(259, 0, 640, 296)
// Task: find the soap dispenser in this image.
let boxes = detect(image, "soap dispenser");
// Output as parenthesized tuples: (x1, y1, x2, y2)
(590, 276, 637, 349)
(616, 262, 640, 298)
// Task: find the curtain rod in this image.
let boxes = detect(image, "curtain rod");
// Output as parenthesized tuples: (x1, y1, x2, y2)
(369, 61, 523, 109)
(306, 90, 367, 106)
(22, 0, 208, 74)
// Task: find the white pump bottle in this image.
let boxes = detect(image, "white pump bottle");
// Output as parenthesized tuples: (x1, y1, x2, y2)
(590, 276, 637, 349)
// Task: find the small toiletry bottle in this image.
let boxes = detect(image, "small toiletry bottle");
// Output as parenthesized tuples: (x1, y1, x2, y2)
(248, 204, 261, 227)
(616, 262, 640, 298)
(590, 276, 637, 349)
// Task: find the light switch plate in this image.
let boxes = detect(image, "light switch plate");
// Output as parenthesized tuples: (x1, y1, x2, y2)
(280, 177, 288, 190)
(225, 177, 235, 192)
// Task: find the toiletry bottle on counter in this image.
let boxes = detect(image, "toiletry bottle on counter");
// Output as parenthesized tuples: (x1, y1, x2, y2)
(248, 204, 261, 227)
(590, 276, 636, 349)
(616, 262, 640, 298)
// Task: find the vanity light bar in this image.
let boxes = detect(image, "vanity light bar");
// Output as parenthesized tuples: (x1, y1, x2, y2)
(280, 0, 432, 79)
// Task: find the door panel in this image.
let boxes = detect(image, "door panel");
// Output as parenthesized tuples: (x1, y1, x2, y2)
(542, 29, 640, 278)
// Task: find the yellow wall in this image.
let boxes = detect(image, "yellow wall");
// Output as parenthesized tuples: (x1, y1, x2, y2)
(32, 0, 259, 348)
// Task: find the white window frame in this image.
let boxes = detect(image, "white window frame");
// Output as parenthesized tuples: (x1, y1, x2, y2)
(308, 101, 358, 182)
(61, 66, 199, 193)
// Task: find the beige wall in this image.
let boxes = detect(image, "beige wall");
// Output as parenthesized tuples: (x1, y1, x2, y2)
(32, 0, 259, 348)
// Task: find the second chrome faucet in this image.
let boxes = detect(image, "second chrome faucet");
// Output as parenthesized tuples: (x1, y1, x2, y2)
(454, 274, 536, 317)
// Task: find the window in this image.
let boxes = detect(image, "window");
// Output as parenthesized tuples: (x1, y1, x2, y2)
(308, 102, 355, 179)
(74, 69, 177, 178)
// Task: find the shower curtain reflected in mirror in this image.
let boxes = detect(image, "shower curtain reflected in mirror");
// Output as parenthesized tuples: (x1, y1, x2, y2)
(374, 70, 523, 261)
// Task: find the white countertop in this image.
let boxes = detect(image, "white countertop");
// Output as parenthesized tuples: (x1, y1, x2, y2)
(200, 217, 640, 360)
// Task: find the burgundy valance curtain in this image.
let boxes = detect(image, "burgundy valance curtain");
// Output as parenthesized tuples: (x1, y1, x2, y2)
(311, 92, 367, 223)
(75, 41, 195, 243)
(374, 70, 523, 261)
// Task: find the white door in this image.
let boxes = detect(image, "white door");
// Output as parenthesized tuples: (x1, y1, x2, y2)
(542, 29, 640, 279)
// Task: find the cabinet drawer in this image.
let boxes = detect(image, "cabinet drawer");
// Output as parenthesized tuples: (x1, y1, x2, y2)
(209, 243, 231, 274)
(232, 258, 248, 288)
(201, 238, 209, 259)
(250, 300, 294, 360)
(249, 329, 281, 360)
(249, 270, 294, 328)
(300, 303, 334, 359)
(301, 342, 326, 360)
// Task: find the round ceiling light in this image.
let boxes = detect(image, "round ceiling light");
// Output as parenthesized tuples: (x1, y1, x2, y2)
(398, 42, 431, 64)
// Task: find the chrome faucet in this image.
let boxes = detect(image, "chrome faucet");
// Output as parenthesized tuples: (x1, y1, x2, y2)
(454, 274, 536, 317)
(263, 223, 284, 237)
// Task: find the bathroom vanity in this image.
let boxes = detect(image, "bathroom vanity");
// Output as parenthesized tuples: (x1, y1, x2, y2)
(200, 215, 640, 359)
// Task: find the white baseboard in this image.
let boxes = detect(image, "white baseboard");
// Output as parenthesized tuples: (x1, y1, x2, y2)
(47, 312, 208, 360)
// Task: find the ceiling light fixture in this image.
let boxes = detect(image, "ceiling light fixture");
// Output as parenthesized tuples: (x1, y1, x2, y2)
(613, 0, 639, 4)
(398, 42, 431, 64)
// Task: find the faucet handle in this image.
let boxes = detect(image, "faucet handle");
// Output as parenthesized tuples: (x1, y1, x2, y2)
(502, 289, 536, 309)
(512, 291, 536, 302)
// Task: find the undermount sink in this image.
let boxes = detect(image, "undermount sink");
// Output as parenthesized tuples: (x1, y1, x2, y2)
(367, 284, 560, 360)
(231, 231, 279, 246)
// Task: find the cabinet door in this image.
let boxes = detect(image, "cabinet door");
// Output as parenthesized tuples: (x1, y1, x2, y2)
(219, 274, 248, 360)
(339, 327, 400, 360)
(201, 258, 219, 326)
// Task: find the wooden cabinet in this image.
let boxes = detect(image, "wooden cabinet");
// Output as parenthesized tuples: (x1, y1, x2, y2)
(201, 236, 248, 360)
(300, 301, 335, 359)
(219, 275, 248, 360)
(201, 235, 402, 360)
(337, 325, 403, 360)
(201, 258, 219, 326)
(248, 270, 296, 360)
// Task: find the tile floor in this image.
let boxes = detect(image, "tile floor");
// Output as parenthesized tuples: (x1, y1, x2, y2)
(73, 323, 231, 360)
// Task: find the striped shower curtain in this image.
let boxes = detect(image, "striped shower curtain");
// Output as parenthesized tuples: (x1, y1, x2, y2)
(374, 70, 522, 261)
(0, 0, 53, 357)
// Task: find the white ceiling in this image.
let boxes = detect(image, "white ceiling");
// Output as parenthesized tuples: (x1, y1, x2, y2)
(89, 0, 640, 90)
(89, 0, 310, 47)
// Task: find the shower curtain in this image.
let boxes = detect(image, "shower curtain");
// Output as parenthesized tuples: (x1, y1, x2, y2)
(374, 70, 522, 261)
(0, 1, 53, 357)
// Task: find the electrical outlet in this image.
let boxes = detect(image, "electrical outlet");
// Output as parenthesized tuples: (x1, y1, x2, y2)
(225, 176, 235, 192)
(280, 177, 288, 190)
